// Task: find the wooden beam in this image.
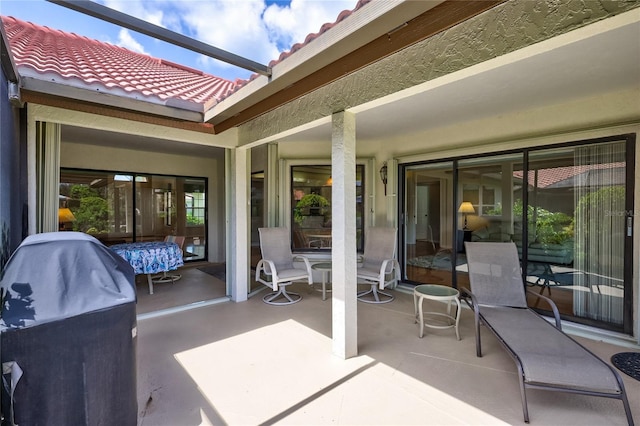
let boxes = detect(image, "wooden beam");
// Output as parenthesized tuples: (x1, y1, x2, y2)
(21, 90, 216, 134)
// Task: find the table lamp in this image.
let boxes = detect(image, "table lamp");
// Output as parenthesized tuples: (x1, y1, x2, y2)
(58, 207, 76, 230)
(458, 202, 475, 230)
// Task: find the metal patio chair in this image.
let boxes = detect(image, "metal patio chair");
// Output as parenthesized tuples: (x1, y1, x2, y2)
(255, 227, 313, 305)
(357, 227, 400, 304)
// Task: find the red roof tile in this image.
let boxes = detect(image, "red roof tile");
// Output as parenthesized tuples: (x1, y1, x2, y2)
(514, 163, 625, 188)
(2, 0, 368, 108)
(2, 16, 236, 109)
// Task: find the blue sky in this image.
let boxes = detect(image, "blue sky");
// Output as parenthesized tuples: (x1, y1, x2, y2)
(0, 0, 356, 81)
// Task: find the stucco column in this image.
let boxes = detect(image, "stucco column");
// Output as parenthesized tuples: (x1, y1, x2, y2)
(331, 110, 358, 359)
(229, 147, 249, 302)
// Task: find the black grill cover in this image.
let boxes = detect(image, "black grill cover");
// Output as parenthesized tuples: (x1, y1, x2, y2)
(1, 232, 137, 426)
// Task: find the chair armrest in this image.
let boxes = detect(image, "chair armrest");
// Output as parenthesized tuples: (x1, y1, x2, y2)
(460, 287, 479, 316)
(255, 259, 279, 290)
(526, 289, 562, 330)
(292, 255, 313, 285)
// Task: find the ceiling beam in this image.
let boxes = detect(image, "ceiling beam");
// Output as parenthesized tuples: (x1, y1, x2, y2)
(47, 0, 271, 77)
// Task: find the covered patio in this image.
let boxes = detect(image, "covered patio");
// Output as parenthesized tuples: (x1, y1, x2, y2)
(136, 279, 639, 425)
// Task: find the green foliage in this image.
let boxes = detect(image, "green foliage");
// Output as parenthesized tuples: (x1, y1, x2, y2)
(187, 215, 204, 226)
(70, 185, 100, 199)
(575, 186, 625, 220)
(485, 203, 502, 216)
(68, 184, 110, 234)
(73, 196, 109, 234)
(513, 199, 574, 244)
(293, 193, 330, 224)
(534, 208, 573, 244)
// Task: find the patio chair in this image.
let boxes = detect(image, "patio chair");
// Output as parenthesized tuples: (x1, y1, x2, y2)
(462, 242, 633, 425)
(255, 227, 313, 305)
(357, 227, 400, 304)
(151, 235, 186, 284)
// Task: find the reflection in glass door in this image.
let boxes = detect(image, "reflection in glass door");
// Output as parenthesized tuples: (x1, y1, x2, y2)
(136, 175, 177, 241)
(400, 135, 633, 333)
(402, 161, 454, 286)
(136, 175, 207, 261)
(527, 141, 630, 331)
(456, 154, 525, 290)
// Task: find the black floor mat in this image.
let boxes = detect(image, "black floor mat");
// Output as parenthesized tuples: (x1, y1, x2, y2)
(611, 352, 640, 381)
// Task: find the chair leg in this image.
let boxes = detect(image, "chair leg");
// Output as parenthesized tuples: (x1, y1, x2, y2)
(516, 364, 530, 423)
(152, 271, 182, 284)
(263, 284, 302, 305)
(358, 284, 394, 304)
(474, 309, 482, 357)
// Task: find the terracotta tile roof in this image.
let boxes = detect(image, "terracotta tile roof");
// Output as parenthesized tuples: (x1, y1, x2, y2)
(514, 163, 625, 188)
(2, 0, 367, 108)
(2, 16, 236, 110)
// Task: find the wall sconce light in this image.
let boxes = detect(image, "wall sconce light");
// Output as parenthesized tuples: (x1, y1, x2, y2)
(458, 201, 475, 230)
(379, 161, 388, 195)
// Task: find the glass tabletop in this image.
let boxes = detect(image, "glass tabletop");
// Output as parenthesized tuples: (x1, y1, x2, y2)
(312, 262, 332, 270)
(414, 284, 459, 297)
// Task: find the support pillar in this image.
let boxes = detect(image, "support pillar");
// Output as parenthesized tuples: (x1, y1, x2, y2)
(331, 110, 358, 359)
(229, 147, 249, 302)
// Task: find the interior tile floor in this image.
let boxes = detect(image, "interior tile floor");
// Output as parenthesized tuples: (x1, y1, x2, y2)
(136, 276, 640, 425)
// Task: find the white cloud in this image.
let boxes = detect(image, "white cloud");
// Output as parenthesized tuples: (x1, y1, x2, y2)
(263, 0, 354, 50)
(98, 0, 358, 79)
(116, 28, 148, 54)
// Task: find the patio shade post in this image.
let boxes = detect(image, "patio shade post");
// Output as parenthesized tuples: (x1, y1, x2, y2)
(230, 147, 249, 302)
(331, 110, 358, 359)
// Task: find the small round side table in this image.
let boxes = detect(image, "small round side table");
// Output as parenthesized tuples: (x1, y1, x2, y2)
(311, 262, 332, 301)
(413, 284, 461, 340)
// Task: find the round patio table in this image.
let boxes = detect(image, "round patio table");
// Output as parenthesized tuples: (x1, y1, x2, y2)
(111, 241, 183, 295)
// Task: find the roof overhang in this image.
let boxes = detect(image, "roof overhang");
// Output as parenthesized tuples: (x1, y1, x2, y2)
(47, 0, 271, 76)
(0, 19, 19, 83)
(206, 0, 506, 133)
(18, 70, 206, 122)
(263, 9, 640, 146)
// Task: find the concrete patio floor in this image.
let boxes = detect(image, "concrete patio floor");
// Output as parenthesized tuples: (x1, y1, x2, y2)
(136, 281, 640, 426)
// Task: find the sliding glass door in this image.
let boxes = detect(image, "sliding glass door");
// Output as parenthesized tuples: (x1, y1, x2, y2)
(402, 161, 454, 286)
(60, 169, 207, 262)
(456, 153, 524, 290)
(527, 140, 631, 330)
(400, 135, 634, 333)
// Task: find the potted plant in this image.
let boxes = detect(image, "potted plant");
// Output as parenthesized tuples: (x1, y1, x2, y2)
(294, 193, 330, 225)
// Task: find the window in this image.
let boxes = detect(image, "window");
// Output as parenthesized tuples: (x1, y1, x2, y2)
(59, 169, 207, 261)
(290, 164, 365, 251)
(184, 180, 206, 226)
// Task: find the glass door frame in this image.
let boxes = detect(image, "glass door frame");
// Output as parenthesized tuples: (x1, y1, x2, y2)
(398, 134, 635, 334)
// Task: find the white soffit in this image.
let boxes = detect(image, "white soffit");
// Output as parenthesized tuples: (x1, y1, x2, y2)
(350, 9, 640, 140)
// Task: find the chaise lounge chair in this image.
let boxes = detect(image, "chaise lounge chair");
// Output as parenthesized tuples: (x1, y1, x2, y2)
(462, 242, 634, 425)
